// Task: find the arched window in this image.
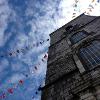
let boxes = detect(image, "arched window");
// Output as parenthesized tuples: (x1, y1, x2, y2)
(70, 31, 88, 44)
(79, 40, 100, 70)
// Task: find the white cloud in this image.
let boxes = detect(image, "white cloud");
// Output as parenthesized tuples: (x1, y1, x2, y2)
(0, 58, 9, 72)
(11, 62, 24, 71)
(0, 0, 12, 47)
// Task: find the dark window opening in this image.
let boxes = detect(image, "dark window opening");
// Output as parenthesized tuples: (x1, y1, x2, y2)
(70, 31, 88, 44)
(79, 40, 100, 70)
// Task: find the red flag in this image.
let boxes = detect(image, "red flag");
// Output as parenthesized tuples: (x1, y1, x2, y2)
(19, 80, 24, 84)
(8, 88, 13, 94)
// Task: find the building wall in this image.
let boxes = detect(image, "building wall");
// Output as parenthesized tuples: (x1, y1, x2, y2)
(46, 55, 76, 85)
(41, 14, 100, 100)
(50, 14, 97, 46)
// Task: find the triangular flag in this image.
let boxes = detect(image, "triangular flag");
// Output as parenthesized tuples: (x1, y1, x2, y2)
(8, 88, 13, 94)
(19, 80, 24, 84)
(44, 54, 48, 59)
(34, 66, 38, 70)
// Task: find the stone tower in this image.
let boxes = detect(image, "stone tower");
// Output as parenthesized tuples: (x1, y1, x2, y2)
(41, 14, 100, 100)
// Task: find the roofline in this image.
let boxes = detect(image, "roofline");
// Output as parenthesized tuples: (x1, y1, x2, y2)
(49, 13, 84, 36)
(49, 13, 99, 36)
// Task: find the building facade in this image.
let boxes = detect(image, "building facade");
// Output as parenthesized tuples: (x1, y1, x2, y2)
(41, 14, 100, 100)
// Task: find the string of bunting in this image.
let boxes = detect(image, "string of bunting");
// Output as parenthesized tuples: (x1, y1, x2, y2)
(85, 3, 95, 15)
(72, 0, 79, 18)
(84, 0, 100, 15)
(0, 52, 48, 99)
(73, 0, 99, 16)
(0, 38, 49, 58)
(0, 38, 49, 99)
(0, 79, 24, 99)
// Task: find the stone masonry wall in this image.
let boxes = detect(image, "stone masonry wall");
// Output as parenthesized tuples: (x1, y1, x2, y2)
(42, 71, 83, 100)
(45, 55, 76, 85)
(42, 14, 100, 100)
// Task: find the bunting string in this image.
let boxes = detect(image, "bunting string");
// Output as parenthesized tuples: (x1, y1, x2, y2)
(0, 38, 49, 99)
(72, 0, 79, 18)
(0, 38, 49, 58)
(0, 52, 48, 99)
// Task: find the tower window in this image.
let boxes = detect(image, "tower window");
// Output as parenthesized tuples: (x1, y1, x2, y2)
(79, 40, 100, 70)
(70, 31, 87, 44)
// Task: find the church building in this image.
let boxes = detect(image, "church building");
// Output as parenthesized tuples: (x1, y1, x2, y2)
(42, 14, 100, 100)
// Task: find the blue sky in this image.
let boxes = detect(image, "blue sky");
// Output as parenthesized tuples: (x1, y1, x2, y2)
(0, 0, 100, 100)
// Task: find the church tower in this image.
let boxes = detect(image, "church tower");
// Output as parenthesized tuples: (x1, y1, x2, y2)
(42, 14, 100, 100)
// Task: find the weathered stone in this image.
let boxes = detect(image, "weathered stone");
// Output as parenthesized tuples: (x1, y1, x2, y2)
(42, 14, 100, 100)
